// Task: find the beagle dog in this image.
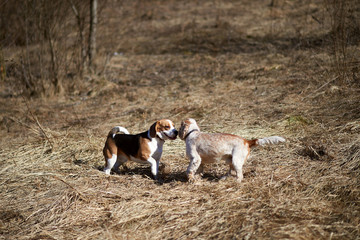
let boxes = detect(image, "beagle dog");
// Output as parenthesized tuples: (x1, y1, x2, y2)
(179, 118, 285, 183)
(103, 119, 178, 179)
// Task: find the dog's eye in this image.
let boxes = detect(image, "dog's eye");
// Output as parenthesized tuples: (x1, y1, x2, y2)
(165, 126, 170, 130)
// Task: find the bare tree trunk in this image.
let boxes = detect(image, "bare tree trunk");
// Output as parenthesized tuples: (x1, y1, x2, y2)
(23, 1, 35, 94)
(88, 0, 97, 71)
(47, 26, 64, 95)
(69, 0, 87, 77)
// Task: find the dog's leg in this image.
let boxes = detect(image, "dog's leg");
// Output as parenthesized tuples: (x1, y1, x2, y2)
(221, 158, 236, 181)
(196, 163, 204, 176)
(225, 156, 235, 175)
(104, 154, 117, 175)
(147, 157, 159, 179)
(186, 152, 202, 182)
(113, 155, 128, 174)
(232, 147, 249, 183)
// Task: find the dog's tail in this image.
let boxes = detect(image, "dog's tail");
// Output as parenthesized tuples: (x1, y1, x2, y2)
(108, 126, 130, 138)
(248, 136, 285, 148)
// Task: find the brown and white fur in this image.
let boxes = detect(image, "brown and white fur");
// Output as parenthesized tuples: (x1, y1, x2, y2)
(179, 118, 285, 183)
(103, 119, 178, 179)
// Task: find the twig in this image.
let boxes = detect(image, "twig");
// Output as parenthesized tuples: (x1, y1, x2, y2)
(302, 76, 338, 100)
(51, 175, 89, 202)
(21, 95, 54, 149)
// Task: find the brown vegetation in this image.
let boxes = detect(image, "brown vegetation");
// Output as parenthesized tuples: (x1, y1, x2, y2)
(0, 0, 359, 239)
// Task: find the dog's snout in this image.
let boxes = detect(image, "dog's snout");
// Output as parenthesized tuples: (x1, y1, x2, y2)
(174, 130, 178, 136)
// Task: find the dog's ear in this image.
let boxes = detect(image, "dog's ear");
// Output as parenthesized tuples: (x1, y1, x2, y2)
(149, 121, 158, 138)
(178, 120, 189, 140)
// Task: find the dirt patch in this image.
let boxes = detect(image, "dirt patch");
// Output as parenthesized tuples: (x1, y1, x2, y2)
(298, 142, 334, 161)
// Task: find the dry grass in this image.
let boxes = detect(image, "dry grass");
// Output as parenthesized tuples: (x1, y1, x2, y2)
(1, 0, 360, 239)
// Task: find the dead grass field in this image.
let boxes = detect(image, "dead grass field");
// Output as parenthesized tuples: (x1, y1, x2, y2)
(1, 0, 359, 239)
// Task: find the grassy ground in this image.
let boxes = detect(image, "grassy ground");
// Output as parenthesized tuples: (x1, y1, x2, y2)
(1, 0, 359, 239)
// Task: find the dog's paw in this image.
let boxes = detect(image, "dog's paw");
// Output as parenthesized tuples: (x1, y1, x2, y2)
(187, 173, 196, 183)
(236, 174, 243, 183)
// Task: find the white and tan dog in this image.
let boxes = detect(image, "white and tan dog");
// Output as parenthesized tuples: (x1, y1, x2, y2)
(103, 119, 178, 179)
(179, 118, 285, 183)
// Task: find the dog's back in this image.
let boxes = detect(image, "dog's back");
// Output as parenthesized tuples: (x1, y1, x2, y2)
(192, 132, 247, 163)
(112, 131, 149, 157)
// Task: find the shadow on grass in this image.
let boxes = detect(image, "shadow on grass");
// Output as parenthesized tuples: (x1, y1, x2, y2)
(95, 164, 258, 184)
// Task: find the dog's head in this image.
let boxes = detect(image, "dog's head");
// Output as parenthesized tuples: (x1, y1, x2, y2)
(179, 118, 200, 140)
(149, 119, 178, 140)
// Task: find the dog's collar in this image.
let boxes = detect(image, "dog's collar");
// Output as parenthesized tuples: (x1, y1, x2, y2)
(156, 135, 165, 142)
(148, 130, 165, 142)
(184, 129, 199, 140)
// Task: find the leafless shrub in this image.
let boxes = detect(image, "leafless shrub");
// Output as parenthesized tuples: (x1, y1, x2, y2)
(1, 0, 73, 96)
(325, 0, 360, 84)
(0, 0, 104, 97)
